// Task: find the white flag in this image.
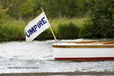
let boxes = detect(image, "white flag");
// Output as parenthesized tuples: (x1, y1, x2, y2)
(24, 12, 50, 42)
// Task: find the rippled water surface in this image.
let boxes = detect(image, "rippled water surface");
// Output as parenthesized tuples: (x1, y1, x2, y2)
(0, 39, 114, 73)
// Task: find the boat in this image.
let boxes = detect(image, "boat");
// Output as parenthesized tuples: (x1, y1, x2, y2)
(52, 41, 114, 61)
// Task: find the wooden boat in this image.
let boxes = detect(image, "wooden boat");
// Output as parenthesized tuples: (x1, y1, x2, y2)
(52, 41, 114, 61)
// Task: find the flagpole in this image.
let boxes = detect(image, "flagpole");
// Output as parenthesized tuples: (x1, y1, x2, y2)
(49, 25, 57, 42)
(40, 8, 57, 42)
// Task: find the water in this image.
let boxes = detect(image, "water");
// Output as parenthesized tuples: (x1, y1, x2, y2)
(0, 39, 114, 73)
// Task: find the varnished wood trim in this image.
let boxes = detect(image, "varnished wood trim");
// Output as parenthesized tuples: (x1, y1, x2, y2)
(102, 41, 114, 44)
(65, 41, 114, 44)
(65, 41, 97, 44)
(52, 45, 114, 48)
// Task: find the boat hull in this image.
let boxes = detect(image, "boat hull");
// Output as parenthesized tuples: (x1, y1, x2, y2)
(53, 48, 114, 61)
(52, 41, 114, 61)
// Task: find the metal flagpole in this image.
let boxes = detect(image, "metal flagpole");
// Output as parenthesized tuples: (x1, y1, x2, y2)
(40, 8, 57, 42)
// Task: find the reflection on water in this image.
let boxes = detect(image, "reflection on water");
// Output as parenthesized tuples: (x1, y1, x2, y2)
(0, 39, 114, 73)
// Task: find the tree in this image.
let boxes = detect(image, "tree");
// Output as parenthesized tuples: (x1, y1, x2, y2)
(0, 0, 23, 20)
(80, 0, 114, 38)
(0, 4, 8, 23)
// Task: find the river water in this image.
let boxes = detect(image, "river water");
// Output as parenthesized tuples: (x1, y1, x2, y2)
(0, 39, 114, 73)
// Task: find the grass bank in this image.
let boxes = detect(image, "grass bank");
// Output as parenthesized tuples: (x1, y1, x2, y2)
(0, 17, 86, 42)
(37, 17, 87, 40)
(1, 17, 113, 42)
(0, 20, 26, 42)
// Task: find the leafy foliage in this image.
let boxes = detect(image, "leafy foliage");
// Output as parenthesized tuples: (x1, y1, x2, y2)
(0, 4, 9, 23)
(0, 0, 90, 19)
(0, 0, 114, 42)
(57, 23, 80, 39)
(80, 0, 114, 38)
(0, 21, 25, 41)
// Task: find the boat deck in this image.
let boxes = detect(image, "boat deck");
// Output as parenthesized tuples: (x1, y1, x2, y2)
(52, 41, 114, 48)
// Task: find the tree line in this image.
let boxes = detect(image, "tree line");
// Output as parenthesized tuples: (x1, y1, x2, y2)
(0, 0, 91, 20)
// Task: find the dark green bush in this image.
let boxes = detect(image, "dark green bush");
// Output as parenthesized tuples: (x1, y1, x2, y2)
(36, 29, 54, 40)
(79, 19, 114, 38)
(79, 20, 95, 38)
(80, 0, 114, 39)
(57, 22, 80, 39)
(105, 24, 114, 38)
(0, 24, 25, 42)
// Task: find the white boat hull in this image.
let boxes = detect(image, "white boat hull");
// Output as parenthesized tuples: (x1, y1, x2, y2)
(53, 48, 114, 60)
(52, 41, 114, 61)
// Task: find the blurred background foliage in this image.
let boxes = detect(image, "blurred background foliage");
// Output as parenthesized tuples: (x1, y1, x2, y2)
(0, 0, 90, 19)
(0, 0, 113, 41)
